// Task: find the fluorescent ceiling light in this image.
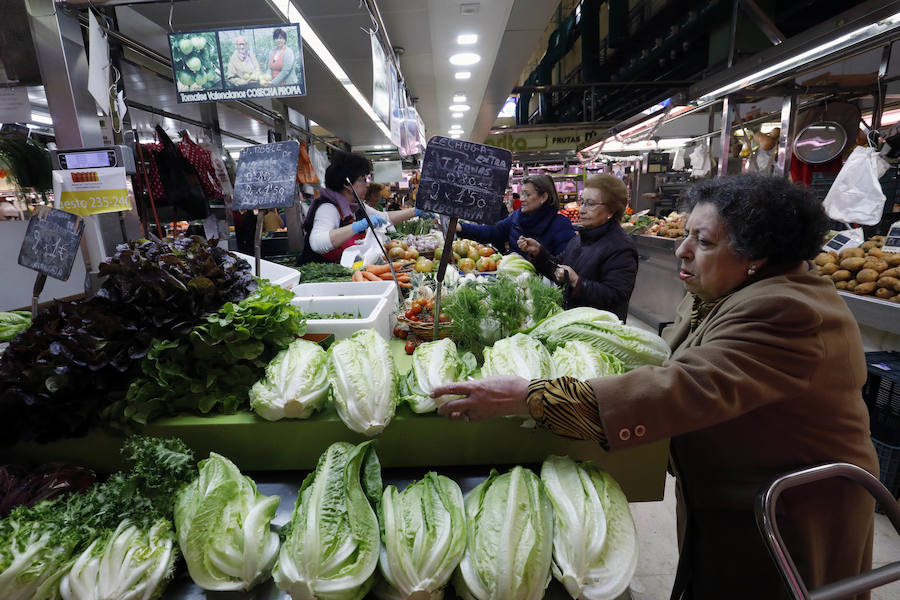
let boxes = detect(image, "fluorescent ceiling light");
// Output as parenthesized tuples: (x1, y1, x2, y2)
(449, 52, 480, 66)
(455, 71, 471, 80)
(31, 112, 53, 125)
(453, 94, 467, 103)
(309, 119, 318, 126)
(450, 134, 462, 138)
(452, 112, 463, 118)
(270, 0, 391, 141)
(450, 124, 462, 130)
(657, 138, 693, 149)
(449, 104, 470, 112)
(457, 34, 478, 45)
(698, 11, 900, 103)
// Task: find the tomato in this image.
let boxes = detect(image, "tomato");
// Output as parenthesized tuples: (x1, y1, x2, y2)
(438, 313, 450, 323)
(479, 246, 494, 257)
(393, 326, 408, 339)
(405, 305, 421, 319)
(404, 339, 420, 354)
(425, 297, 435, 310)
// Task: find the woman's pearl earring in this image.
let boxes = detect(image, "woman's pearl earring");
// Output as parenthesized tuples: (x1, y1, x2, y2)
(747, 265, 758, 276)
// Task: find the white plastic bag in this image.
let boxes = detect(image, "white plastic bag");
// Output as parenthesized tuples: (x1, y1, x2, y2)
(672, 148, 685, 171)
(689, 145, 711, 177)
(823, 146, 890, 225)
(339, 225, 389, 267)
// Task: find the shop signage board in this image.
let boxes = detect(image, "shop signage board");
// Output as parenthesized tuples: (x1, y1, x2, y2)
(417, 136, 511, 225)
(18, 207, 84, 281)
(232, 141, 300, 210)
(51, 167, 131, 216)
(484, 127, 603, 153)
(168, 24, 306, 104)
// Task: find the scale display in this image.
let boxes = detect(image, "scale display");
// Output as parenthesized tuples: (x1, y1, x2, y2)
(50, 146, 136, 174)
(61, 151, 113, 169)
(883, 220, 900, 254)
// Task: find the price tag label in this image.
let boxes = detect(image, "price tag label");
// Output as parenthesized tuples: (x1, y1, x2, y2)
(17, 207, 85, 281)
(233, 141, 300, 210)
(52, 167, 131, 216)
(882, 220, 900, 255)
(823, 228, 864, 254)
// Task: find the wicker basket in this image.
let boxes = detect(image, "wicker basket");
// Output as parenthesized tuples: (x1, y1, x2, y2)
(398, 316, 453, 341)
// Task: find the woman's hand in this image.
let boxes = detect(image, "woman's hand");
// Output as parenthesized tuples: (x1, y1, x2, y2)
(433, 375, 529, 421)
(517, 236, 541, 256)
(555, 265, 578, 287)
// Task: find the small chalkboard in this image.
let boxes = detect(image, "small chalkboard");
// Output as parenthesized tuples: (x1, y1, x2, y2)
(17, 207, 84, 281)
(417, 136, 511, 224)
(233, 141, 300, 210)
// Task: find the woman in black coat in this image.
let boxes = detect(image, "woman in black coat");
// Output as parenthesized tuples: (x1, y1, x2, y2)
(518, 174, 638, 321)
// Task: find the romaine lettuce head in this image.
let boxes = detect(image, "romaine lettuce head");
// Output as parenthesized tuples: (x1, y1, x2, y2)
(480, 333, 553, 380)
(496, 254, 535, 276)
(453, 466, 553, 600)
(551, 341, 624, 379)
(328, 329, 397, 436)
(174, 452, 280, 591)
(541, 321, 670, 370)
(275, 441, 383, 600)
(540, 456, 638, 600)
(0, 504, 77, 600)
(528, 307, 621, 342)
(250, 338, 329, 421)
(60, 518, 177, 600)
(402, 338, 477, 413)
(376, 472, 467, 600)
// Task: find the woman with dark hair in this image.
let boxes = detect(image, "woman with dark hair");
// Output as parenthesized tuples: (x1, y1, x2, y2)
(518, 174, 637, 321)
(302, 151, 417, 263)
(264, 28, 296, 86)
(364, 182, 384, 208)
(433, 174, 878, 600)
(457, 174, 575, 256)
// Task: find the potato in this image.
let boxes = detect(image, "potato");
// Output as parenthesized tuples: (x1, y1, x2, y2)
(884, 253, 900, 267)
(866, 246, 884, 257)
(821, 263, 839, 275)
(831, 269, 852, 281)
(876, 287, 895, 299)
(814, 252, 836, 266)
(881, 267, 900, 279)
(891, 295, 900, 303)
(846, 279, 858, 291)
(861, 241, 878, 251)
(834, 281, 849, 290)
(839, 257, 866, 271)
(877, 276, 900, 290)
(856, 268, 879, 283)
(839, 247, 865, 259)
(862, 257, 889, 272)
(828, 250, 839, 259)
(854, 281, 877, 295)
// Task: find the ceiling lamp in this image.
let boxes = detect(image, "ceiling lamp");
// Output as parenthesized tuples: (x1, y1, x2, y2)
(449, 104, 470, 112)
(455, 71, 471, 80)
(453, 94, 467, 103)
(452, 112, 463, 118)
(449, 52, 480, 66)
(457, 34, 478, 45)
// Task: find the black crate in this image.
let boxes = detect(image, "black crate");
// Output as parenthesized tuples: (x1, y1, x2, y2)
(864, 352, 900, 446)
(872, 437, 900, 513)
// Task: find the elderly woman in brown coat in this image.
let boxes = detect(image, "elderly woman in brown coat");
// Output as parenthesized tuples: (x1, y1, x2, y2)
(433, 174, 878, 600)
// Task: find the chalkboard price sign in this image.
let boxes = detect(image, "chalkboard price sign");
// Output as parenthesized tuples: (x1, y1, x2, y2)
(17, 207, 85, 281)
(417, 136, 511, 224)
(233, 141, 300, 210)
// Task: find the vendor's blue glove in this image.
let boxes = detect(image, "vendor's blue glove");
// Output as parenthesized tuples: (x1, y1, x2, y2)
(415, 209, 435, 218)
(352, 215, 387, 234)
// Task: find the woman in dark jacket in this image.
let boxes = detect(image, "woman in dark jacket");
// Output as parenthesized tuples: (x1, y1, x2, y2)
(518, 174, 637, 321)
(457, 174, 575, 256)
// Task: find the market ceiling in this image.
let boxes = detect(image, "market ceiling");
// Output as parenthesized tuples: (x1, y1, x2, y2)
(103, 0, 557, 150)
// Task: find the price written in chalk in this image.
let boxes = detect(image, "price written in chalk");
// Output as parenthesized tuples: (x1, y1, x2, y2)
(17, 207, 85, 281)
(233, 141, 300, 210)
(417, 136, 511, 224)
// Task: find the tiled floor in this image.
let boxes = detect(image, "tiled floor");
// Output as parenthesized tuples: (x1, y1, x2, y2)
(628, 474, 900, 599)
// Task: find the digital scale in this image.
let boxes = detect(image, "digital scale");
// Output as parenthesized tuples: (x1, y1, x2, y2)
(882, 220, 900, 254)
(823, 228, 864, 254)
(50, 145, 136, 174)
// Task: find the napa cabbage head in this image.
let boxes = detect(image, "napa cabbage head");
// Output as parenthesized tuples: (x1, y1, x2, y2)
(274, 441, 382, 600)
(453, 466, 553, 600)
(552, 341, 624, 379)
(375, 472, 467, 600)
(250, 338, 329, 421)
(401, 338, 476, 413)
(60, 518, 176, 600)
(328, 329, 397, 436)
(480, 333, 553, 380)
(174, 452, 280, 591)
(540, 456, 638, 600)
(528, 307, 621, 341)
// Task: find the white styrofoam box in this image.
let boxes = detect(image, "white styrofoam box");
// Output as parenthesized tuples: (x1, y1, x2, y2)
(233, 252, 300, 290)
(292, 280, 398, 307)
(291, 295, 395, 341)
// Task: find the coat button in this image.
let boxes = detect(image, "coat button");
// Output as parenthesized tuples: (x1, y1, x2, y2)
(618, 428, 631, 441)
(634, 425, 646, 437)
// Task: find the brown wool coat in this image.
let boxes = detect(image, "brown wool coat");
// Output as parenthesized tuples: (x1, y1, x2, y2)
(592, 261, 878, 599)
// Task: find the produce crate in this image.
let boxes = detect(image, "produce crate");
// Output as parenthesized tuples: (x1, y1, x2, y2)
(873, 437, 900, 513)
(863, 352, 900, 445)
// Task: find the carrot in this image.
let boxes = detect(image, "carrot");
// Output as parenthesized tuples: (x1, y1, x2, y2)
(361, 270, 382, 282)
(352, 270, 364, 282)
(393, 261, 410, 269)
(379, 272, 395, 280)
(366, 264, 391, 275)
(396, 274, 411, 282)
(398, 282, 412, 288)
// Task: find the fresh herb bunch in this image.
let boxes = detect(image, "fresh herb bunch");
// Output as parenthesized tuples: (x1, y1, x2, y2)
(117, 281, 306, 425)
(299, 262, 354, 282)
(392, 217, 436, 237)
(0, 237, 257, 446)
(304, 311, 360, 320)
